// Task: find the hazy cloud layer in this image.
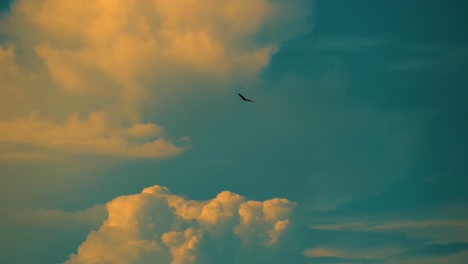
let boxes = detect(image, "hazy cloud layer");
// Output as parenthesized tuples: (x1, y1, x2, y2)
(65, 185, 297, 264)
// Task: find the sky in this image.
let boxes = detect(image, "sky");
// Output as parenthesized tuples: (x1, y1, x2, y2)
(0, 0, 467, 263)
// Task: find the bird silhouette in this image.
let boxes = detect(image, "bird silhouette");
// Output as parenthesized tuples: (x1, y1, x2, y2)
(238, 93, 254, 103)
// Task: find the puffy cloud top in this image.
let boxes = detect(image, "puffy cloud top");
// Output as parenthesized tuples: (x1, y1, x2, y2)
(65, 185, 297, 264)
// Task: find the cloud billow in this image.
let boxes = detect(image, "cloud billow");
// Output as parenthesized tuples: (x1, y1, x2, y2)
(0, 0, 311, 161)
(65, 185, 297, 264)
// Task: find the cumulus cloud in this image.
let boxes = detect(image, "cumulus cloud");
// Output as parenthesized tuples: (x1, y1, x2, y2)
(0, 0, 311, 160)
(65, 185, 297, 264)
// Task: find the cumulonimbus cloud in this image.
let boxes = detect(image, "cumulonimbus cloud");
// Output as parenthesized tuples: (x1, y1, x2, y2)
(0, 0, 311, 160)
(65, 185, 297, 264)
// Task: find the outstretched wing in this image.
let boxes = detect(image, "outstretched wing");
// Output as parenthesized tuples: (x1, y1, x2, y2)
(238, 93, 254, 103)
(238, 93, 247, 100)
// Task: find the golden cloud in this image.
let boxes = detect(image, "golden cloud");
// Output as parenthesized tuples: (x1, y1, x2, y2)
(65, 185, 297, 264)
(0, 111, 184, 159)
(0, 0, 311, 160)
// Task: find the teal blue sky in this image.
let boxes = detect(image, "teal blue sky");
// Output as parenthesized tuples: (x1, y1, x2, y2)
(1, 0, 467, 263)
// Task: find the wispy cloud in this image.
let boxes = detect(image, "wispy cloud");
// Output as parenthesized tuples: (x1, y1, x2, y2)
(312, 36, 386, 52)
(384, 43, 468, 72)
(1, 205, 106, 231)
(313, 219, 468, 232)
(395, 250, 468, 264)
(312, 218, 468, 244)
(304, 246, 404, 260)
(307, 216, 468, 263)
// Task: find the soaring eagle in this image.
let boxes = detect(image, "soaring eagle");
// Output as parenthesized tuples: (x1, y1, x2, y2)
(238, 93, 254, 103)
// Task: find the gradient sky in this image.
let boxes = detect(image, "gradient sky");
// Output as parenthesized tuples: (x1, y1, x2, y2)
(1, 0, 467, 263)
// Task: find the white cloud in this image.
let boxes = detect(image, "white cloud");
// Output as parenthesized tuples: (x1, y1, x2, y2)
(0, 0, 311, 160)
(65, 185, 297, 264)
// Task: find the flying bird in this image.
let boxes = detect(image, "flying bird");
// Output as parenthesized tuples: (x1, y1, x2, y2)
(238, 93, 254, 103)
